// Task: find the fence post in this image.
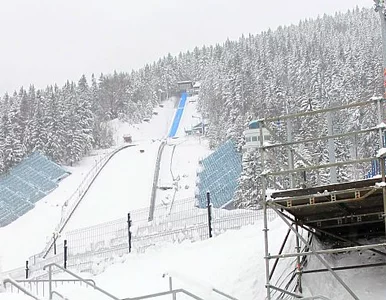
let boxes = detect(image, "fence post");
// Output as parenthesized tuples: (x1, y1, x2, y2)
(206, 192, 213, 238)
(127, 213, 132, 253)
(25, 260, 29, 279)
(48, 265, 53, 300)
(64, 240, 68, 269)
(169, 276, 176, 300)
(53, 233, 57, 255)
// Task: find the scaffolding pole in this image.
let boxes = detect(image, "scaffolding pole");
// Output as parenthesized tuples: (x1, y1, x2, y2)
(295, 221, 302, 294)
(259, 120, 271, 300)
(273, 206, 386, 257)
(267, 203, 360, 300)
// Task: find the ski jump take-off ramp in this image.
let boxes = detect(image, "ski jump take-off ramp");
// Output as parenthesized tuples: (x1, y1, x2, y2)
(148, 92, 188, 221)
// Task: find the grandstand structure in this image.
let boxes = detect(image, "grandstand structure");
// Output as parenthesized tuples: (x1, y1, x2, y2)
(196, 139, 242, 209)
(0, 152, 69, 227)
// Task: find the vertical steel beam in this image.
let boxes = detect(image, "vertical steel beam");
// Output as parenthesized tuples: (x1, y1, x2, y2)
(287, 119, 295, 188)
(352, 134, 358, 180)
(263, 176, 271, 300)
(259, 120, 271, 300)
(327, 111, 337, 183)
(376, 0, 386, 97)
(295, 221, 303, 294)
(268, 203, 359, 300)
(377, 99, 384, 148)
(380, 157, 386, 236)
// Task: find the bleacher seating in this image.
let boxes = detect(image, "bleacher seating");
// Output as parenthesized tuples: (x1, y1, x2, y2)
(0, 152, 70, 227)
(196, 140, 242, 208)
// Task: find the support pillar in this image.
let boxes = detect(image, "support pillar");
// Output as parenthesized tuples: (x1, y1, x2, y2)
(327, 111, 337, 183)
(287, 119, 295, 188)
(269, 203, 359, 300)
(295, 221, 302, 294)
(381, 157, 386, 236)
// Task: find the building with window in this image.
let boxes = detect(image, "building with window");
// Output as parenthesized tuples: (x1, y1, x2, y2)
(243, 120, 271, 150)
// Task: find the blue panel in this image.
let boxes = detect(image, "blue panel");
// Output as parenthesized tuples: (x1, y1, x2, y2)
(168, 92, 187, 138)
(0, 151, 69, 227)
(196, 140, 242, 208)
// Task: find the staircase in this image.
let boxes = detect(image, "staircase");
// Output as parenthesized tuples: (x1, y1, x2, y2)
(3, 263, 238, 300)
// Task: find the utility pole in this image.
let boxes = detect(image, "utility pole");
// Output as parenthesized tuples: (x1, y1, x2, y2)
(375, 0, 386, 97)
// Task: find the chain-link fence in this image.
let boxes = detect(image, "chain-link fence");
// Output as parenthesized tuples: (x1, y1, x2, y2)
(4, 197, 276, 279)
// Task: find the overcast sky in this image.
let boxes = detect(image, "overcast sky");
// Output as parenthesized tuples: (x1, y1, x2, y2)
(0, 0, 372, 95)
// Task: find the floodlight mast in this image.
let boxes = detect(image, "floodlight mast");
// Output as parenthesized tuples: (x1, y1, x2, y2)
(374, 0, 386, 97)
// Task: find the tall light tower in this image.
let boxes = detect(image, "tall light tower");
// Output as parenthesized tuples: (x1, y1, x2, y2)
(375, 0, 386, 96)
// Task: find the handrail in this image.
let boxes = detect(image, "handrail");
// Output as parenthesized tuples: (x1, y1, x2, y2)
(301, 296, 331, 300)
(43, 144, 137, 258)
(16, 278, 96, 285)
(148, 141, 166, 221)
(163, 272, 238, 300)
(3, 277, 42, 300)
(43, 263, 119, 300)
(122, 289, 204, 300)
(52, 290, 69, 299)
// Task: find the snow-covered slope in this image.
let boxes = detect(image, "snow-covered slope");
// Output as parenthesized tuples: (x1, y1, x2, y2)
(1, 94, 386, 300)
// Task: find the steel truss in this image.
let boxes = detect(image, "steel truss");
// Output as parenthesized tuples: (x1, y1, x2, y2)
(257, 98, 386, 299)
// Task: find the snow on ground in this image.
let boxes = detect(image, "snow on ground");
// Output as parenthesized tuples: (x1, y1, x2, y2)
(109, 97, 177, 145)
(0, 152, 110, 271)
(0, 97, 176, 271)
(2, 218, 290, 300)
(175, 95, 200, 138)
(154, 96, 210, 209)
(302, 238, 386, 299)
(169, 137, 210, 200)
(2, 93, 386, 299)
(64, 142, 159, 231)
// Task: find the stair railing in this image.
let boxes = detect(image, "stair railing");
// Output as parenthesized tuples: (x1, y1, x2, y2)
(43, 263, 119, 300)
(3, 277, 42, 300)
(162, 272, 238, 300)
(52, 290, 69, 299)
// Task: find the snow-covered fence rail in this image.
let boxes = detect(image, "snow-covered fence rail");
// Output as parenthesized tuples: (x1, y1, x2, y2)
(148, 141, 167, 221)
(41, 144, 138, 259)
(2, 198, 276, 278)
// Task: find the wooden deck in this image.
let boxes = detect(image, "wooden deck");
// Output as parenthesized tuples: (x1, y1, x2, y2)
(270, 178, 386, 239)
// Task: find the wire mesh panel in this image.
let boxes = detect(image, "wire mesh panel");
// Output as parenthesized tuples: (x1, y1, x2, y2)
(1, 201, 277, 279)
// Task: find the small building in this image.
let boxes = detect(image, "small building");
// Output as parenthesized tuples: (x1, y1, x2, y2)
(177, 81, 193, 93)
(192, 81, 201, 95)
(123, 134, 132, 143)
(243, 120, 271, 150)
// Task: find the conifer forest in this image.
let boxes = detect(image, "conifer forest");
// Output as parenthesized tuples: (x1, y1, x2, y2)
(0, 7, 383, 207)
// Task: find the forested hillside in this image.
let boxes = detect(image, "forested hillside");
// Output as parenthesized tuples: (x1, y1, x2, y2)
(0, 7, 382, 207)
(193, 7, 384, 207)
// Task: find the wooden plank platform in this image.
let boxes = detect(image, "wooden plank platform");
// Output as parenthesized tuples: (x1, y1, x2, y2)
(270, 178, 386, 239)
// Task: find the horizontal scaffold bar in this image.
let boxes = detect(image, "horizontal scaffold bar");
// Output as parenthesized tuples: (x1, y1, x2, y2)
(261, 157, 374, 177)
(262, 98, 385, 123)
(272, 186, 379, 204)
(267, 243, 386, 259)
(262, 127, 382, 150)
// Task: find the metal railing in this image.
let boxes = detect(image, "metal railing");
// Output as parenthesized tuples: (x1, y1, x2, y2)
(162, 272, 238, 300)
(2, 200, 276, 279)
(3, 277, 42, 300)
(148, 141, 166, 221)
(5, 278, 95, 298)
(123, 289, 205, 300)
(301, 296, 331, 300)
(52, 290, 69, 299)
(43, 263, 119, 300)
(43, 144, 138, 258)
(42, 263, 209, 300)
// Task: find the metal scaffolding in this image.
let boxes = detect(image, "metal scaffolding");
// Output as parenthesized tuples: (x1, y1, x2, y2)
(258, 98, 386, 299)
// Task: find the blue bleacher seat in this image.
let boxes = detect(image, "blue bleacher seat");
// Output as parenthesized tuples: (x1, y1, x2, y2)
(196, 140, 242, 208)
(0, 152, 70, 227)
